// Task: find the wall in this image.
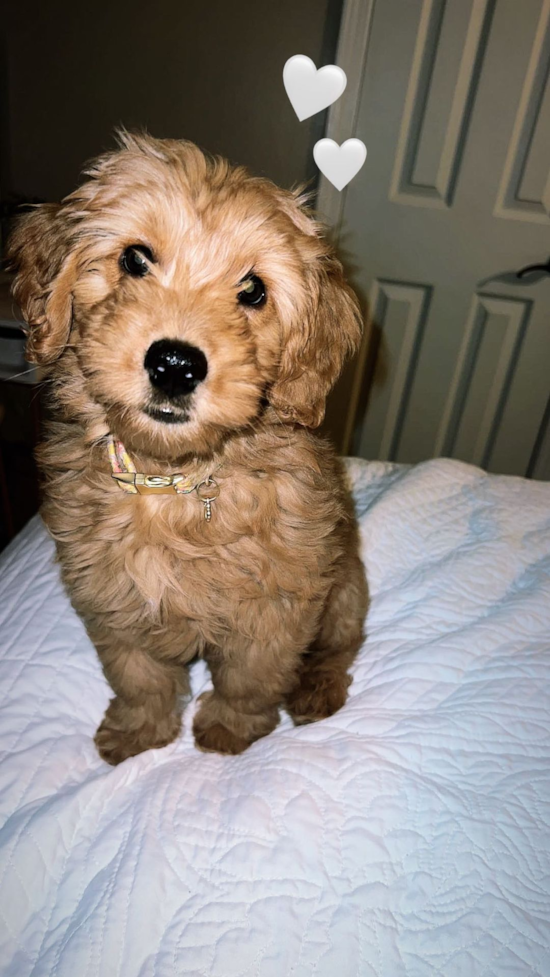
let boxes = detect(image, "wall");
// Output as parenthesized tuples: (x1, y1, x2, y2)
(2, 0, 342, 203)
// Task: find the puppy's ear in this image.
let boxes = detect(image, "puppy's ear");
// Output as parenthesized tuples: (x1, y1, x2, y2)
(8, 204, 76, 364)
(269, 196, 362, 428)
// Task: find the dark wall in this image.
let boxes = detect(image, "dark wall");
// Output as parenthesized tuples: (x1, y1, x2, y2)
(2, 0, 342, 204)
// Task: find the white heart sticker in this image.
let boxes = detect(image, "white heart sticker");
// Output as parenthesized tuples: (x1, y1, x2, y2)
(313, 138, 367, 191)
(283, 55, 347, 122)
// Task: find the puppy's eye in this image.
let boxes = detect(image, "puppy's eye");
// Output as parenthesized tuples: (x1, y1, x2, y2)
(237, 274, 266, 308)
(120, 245, 154, 278)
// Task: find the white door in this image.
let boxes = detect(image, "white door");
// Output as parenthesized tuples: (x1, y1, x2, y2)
(320, 0, 550, 478)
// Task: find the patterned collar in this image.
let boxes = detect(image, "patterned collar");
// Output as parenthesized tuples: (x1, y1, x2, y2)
(107, 435, 220, 521)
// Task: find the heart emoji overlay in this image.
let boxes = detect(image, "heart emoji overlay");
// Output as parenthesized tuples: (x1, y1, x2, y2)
(283, 55, 347, 122)
(313, 138, 367, 191)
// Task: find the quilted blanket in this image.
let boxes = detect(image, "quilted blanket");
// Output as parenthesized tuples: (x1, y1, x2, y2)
(1, 458, 549, 977)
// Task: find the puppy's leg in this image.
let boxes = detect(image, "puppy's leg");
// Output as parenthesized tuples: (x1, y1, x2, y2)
(193, 624, 309, 756)
(285, 554, 368, 725)
(94, 640, 188, 765)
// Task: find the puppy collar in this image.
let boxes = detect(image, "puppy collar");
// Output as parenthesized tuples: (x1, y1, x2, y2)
(107, 436, 220, 521)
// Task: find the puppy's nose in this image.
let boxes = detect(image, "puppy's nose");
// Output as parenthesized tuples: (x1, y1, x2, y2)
(144, 339, 208, 398)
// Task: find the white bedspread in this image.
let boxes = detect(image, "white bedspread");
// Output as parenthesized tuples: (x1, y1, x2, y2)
(1, 458, 549, 977)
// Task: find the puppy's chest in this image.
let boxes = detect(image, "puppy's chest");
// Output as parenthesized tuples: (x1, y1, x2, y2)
(115, 478, 333, 615)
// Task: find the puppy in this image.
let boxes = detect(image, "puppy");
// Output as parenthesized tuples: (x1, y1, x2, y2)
(8, 132, 369, 763)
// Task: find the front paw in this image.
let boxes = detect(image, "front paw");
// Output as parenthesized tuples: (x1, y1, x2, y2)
(193, 691, 274, 756)
(285, 668, 352, 726)
(192, 693, 250, 755)
(94, 710, 181, 765)
(193, 719, 252, 756)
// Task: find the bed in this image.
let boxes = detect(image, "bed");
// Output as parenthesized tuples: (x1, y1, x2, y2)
(0, 457, 549, 977)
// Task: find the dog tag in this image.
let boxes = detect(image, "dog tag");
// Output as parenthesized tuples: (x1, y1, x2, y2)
(196, 478, 220, 521)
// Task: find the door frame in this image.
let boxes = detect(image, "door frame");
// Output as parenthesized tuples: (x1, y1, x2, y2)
(317, 0, 377, 452)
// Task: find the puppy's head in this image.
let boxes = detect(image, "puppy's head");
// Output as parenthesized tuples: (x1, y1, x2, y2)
(8, 132, 361, 460)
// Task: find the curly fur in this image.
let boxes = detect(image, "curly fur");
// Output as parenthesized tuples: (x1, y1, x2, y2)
(8, 132, 369, 762)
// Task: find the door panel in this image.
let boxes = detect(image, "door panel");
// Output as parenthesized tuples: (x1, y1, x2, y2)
(495, 0, 550, 221)
(324, 0, 550, 478)
(390, 0, 495, 208)
(357, 280, 432, 460)
(435, 294, 530, 468)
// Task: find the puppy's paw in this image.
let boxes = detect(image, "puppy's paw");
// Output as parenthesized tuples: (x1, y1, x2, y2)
(193, 719, 252, 756)
(94, 713, 181, 765)
(286, 668, 352, 726)
(193, 691, 269, 756)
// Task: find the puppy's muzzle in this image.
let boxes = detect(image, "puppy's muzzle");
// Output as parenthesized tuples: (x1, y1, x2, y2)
(144, 339, 208, 399)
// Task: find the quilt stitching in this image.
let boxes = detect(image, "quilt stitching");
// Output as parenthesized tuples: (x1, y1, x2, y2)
(0, 460, 549, 977)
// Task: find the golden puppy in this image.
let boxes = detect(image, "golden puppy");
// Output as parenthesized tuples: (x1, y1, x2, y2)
(8, 132, 369, 763)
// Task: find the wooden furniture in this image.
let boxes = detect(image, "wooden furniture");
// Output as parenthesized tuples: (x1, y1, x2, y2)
(0, 274, 41, 549)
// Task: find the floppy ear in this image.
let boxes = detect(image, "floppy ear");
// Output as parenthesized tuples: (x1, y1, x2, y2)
(7, 204, 76, 364)
(270, 235, 362, 429)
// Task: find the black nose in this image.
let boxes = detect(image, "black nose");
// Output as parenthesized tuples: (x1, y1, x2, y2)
(144, 339, 208, 399)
